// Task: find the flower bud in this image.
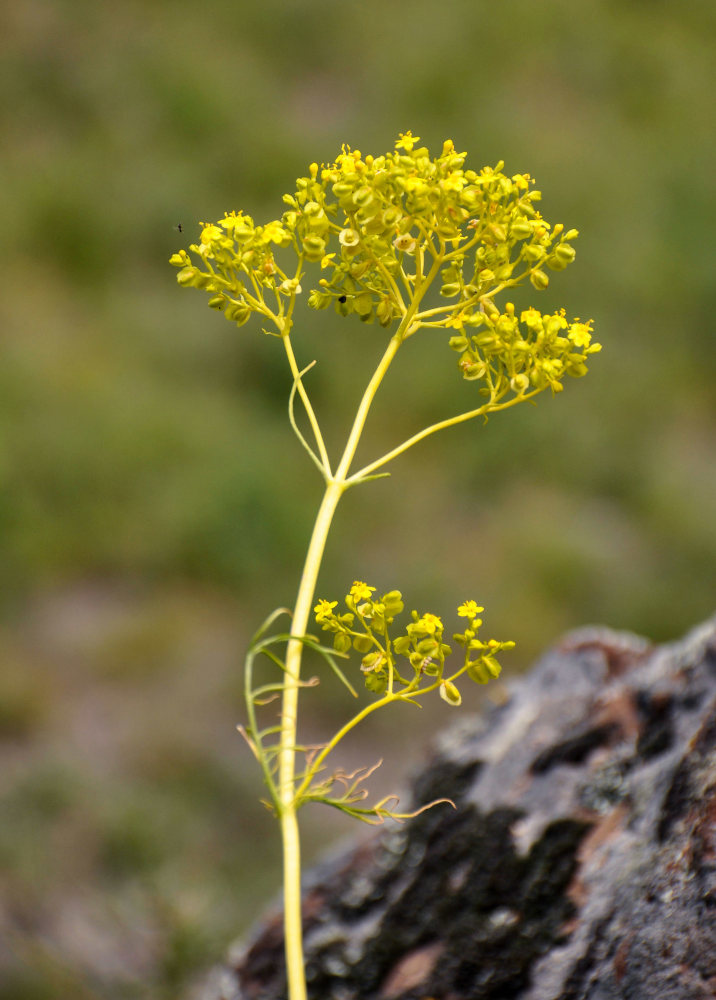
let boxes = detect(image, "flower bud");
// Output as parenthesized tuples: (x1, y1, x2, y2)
(302, 235, 327, 262)
(530, 269, 550, 290)
(308, 290, 331, 310)
(554, 243, 576, 264)
(233, 222, 254, 243)
(176, 266, 198, 286)
(482, 655, 502, 678)
(547, 256, 569, 272)
(381, 591, 404, 619)
(448, 335, 469, 352)
(360, 652, 384, 673)
(225, 301, 251, 324)
(566, 360, 588, 377)
(463, 310, 487, 328)
(487, 223, 506, 243)
(376, 299, 393, 327)
(522, 244, 545, 262)
(355, 205, 379, 227)
(459, 356, 487, 381)
(382, 207, 402, 227)
(467, 661, 490, 684)
(349, 260, 370, 279)
(354, 292, 373, 318)
(364, 670, 387, 695)
(336, 296, 353, 316)
(208, 295, 225, 310)
(518, 198, 537, 218)
(352, 185, 374, 207)
(436, 221, 460, 240)
(510, 373, 530, 393)
(510, 220, 533, 240)
(439, 680, 462, 706)
(440, 283, 461, 297)
(333, 633, 351, 654)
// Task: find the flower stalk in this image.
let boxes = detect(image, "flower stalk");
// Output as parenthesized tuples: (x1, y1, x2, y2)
(171, 131, 600, 1000)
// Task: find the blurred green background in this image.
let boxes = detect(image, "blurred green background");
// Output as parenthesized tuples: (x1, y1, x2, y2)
(1, 0, 714, 996)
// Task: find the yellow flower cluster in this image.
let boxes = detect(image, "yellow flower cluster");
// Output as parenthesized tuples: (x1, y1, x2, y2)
(313, 582, 514, 699)
(170, 131, 599, 397)
(448, 302, 601, 396)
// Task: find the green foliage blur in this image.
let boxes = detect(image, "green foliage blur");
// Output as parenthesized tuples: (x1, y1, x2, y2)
(1, 0, 714, 996)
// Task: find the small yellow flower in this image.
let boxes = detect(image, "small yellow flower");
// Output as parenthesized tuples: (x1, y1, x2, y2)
(395, 131, 419, 152)
(458, 600, 484, 619)
(568, 321, 593, 349)
(219, 212, 243, 231)
(349, 581, 375, 602)
(261, 221, 291, 246)
(201, 224, 223, 245)
(416, 613, 443, 634)
(314, 599, 337, 622)
(521, 307, 543, 331)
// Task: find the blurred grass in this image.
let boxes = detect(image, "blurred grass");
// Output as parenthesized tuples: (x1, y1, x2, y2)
(0, 0, 714, 995)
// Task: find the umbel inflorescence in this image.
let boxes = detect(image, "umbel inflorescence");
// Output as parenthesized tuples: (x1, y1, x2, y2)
(171, 131, 600, 400)
(171, 132, 600, 1000)
(315, 583, 514, 705)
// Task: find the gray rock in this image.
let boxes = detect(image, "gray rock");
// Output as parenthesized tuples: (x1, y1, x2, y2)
(205, 618, 716, 1000)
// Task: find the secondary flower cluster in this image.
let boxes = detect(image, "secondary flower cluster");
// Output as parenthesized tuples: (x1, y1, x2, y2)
(314, 582, 514, 703)
(448, 302, 600, 396)
(169, 132, 599, 398)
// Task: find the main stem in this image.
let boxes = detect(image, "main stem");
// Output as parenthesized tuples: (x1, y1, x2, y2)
(278, 479, 343, 1000)
(276, 253, 442, 999)
(277, 331, 402, 1000)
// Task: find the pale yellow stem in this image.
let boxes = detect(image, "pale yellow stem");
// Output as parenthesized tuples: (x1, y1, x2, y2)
(278, 478, 343, 1000)
(275, 251, 445, 1000)
(282, 333, 332, 476)
(347, 388, 542, 483)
